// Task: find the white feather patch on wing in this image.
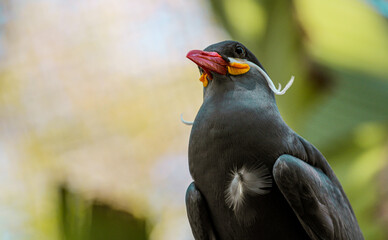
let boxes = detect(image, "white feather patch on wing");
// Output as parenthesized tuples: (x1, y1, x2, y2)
(225, 164, 272, 212)
(228, 58, 294, 95)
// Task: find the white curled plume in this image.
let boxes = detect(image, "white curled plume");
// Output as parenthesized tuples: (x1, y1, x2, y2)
(228, 58, 294, 95)
(180, 113, 193, 125)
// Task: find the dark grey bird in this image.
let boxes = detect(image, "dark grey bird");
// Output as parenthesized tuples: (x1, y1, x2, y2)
(184, 40, 364, 240)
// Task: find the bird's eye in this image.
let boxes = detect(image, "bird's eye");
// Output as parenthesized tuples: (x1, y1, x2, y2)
(235, 46, 245, 56)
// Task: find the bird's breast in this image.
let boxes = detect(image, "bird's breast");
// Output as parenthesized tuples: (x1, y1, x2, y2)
(187, 98, 309, 239)
(189, 99, 284, 178)
(189, 99, 286, 214)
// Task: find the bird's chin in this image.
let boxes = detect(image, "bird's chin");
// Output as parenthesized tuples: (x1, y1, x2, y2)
(208, 72, 227, 81)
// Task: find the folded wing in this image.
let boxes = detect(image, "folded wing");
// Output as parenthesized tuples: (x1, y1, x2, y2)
(273, 154, 364, 240)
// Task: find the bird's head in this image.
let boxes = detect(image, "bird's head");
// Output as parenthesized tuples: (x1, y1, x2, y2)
(186, 40, 294, 98)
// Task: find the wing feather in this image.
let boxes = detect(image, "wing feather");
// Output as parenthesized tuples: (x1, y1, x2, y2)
(273, 154, 364, 240)
(186, 182, 217, 240)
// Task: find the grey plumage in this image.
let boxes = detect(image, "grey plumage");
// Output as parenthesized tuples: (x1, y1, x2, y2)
(185, 41, 364, 240)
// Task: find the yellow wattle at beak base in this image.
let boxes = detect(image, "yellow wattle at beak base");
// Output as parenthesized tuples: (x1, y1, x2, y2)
(199, 62, 249, 87)
(228, 62, 250, 75)
(199, 73, 209, 87)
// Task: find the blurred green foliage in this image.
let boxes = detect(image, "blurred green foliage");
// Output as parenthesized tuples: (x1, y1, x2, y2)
(59, 186, 149, 240)
(209, 0, 388, 239)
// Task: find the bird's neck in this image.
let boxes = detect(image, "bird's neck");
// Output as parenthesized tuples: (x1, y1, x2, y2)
(203, 79, 279, 115)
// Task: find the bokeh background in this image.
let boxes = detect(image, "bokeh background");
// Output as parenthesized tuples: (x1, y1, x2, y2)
(0, 0, 388, 239)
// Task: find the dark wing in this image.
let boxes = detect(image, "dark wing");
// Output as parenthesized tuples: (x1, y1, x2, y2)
(273, 154, 364, 240)
(185, 182, 217, 240)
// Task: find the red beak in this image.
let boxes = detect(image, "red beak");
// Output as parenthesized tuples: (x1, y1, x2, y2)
(186, 50, 228, 75)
